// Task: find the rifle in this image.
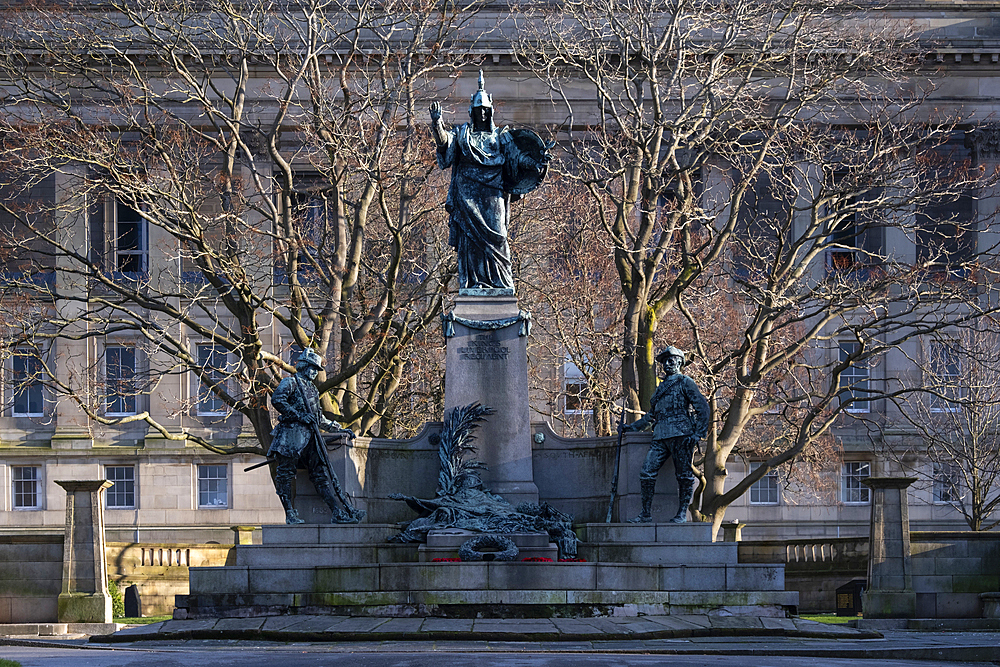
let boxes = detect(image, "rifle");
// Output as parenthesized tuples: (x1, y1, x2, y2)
(244, 457, 276, 473)
(293, 376, 360, 515)
(605, 405, 629, 523)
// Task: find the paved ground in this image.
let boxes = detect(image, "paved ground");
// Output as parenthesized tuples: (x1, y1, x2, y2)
(1, 643, 999, 667)
(95, 614, 885, 643)
(2, 616, 1000, 663)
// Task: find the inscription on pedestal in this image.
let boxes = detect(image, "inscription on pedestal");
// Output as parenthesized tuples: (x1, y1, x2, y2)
(458, 333, 509, 361)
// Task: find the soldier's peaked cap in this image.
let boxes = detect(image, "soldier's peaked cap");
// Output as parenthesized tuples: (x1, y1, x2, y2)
(296, 348, 324, 370)
(655, 346, 687, 364)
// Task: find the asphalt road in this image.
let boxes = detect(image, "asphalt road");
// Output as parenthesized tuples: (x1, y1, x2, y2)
(1, 644, 998, 667)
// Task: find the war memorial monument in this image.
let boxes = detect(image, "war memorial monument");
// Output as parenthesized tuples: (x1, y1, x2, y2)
(174, 75, 796, 620)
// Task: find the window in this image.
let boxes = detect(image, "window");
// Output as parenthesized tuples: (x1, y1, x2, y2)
(841, 461, 871, 504)
(929, 340, 962, 412)
(106, 345, 138, 415)
(916, 191, 975, 280)
(11, 349, 44, 417)
(198, 465, 228, 508)
(276, 176, 329, 285)
(749, 462, 779, 505)
(12, 466, 41, 509)
(196, 344, 228, 416)
(732, 168, 790, 281)
(105, 466, 135, 509)
(114, 200, 147, 274)
(838, 342, 870, 413)
(563, 357, 591, 415)
(933, 463, 960, 504)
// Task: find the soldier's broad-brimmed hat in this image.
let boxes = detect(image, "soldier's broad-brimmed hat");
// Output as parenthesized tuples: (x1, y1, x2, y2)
(296, 348, 324, 371)
(655, 346, 687, 365)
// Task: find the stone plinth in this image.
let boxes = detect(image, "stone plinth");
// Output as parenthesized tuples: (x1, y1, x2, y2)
(982, 593, 1000, 619)
(418, 529, 557, 561)
(862, 477, 917, 619)
(55, 480, 113, 624)
(442, 292, 538, 505)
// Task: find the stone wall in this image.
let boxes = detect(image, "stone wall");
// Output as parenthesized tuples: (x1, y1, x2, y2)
(303, 423, 679, 526)
(105, 542, 235, 616)
(739, 532, 1000, 617)
(911, 532, 1000, 618)
(0, 532, 63, 623)
(0, 533, 234, 621)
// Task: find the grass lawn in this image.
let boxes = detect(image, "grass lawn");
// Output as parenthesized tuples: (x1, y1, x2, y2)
(798, 614, 855, 624)
(114, 615, 172, 625)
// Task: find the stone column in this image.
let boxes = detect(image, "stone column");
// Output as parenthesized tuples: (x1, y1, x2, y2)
(442, 291, 538, 506)
(56, 480, 114, 623)
(862, 476, 917, 619)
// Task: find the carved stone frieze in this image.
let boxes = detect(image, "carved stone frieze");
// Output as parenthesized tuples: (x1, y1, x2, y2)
(965, 125, 1000, 162)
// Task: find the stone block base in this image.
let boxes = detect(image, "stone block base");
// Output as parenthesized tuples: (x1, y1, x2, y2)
(419, 530, 558, 561)
(57, 593, 111, 624)
(863, 589, 916, 619)
(982, 593, 1000, 618)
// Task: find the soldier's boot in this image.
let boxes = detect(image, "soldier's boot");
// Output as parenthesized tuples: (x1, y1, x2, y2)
(331, 507, 365, 524)
(275, 471, 305, 525)
(628, 479, 656, 523)
(277, 492, 305, 525)
(318, 484, 366, 524)
(670, 478, 696, 524)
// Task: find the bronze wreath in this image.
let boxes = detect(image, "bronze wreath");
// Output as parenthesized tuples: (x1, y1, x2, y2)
(458, 534, 519, 562)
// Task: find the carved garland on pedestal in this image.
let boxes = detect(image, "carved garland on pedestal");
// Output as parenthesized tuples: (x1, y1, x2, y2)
(458, 534, 519, 562)
(441, 310, 532, 338)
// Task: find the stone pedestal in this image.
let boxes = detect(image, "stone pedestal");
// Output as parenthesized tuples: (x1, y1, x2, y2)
(418, 529, 557, 561)
(862, 477, 917, 619)
(55, 480, 113, 624)
(442, 292, 538, 505)
(722, 521, 746, 542)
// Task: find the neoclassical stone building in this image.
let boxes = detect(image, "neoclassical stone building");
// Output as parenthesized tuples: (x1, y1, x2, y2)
(1, 0, 999, 550)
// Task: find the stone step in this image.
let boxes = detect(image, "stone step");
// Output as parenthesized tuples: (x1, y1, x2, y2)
(236, 543, 418, 567)
(191, 561, 784, 595)
(577, 523, 715, 543)
(579, 542, 738, 565)
(181, 585, 799, 619)
(261, 524, 401, 545)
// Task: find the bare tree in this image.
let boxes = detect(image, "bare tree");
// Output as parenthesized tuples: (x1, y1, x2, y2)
(514, 177, 624, 437)
(515, 0, 1000, 532)
(0, 0, 487, 453)
(884, 327, 1000, 531)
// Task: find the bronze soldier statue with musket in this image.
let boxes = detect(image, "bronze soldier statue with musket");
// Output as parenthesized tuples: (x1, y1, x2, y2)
(268, 348, 366, 525)
(620, 346, 710, 524)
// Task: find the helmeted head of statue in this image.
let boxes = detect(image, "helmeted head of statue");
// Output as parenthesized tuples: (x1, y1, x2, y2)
(468, 70, 494, 132)
(296, 348, 324, 373)
(655, 345, 687, 374)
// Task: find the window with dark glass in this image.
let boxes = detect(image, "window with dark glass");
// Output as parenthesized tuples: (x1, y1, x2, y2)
(106, 345, 138, 415)
(198, 464, 228, 508)
(929, 340, 962, 412)
(105, 466, 136, 509)
(838, 342, 870, 414)
(12, 349, 43, 416)
(841, 461, 871, 504)
(749, 462, 779, 505)
(12, 466, 41, 509)
(196, 345, 228, 416)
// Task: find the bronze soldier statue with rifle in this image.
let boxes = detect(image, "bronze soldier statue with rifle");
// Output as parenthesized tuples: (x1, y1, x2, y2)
(268, 348, 366, 525)
(620, 346, 710, 524)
